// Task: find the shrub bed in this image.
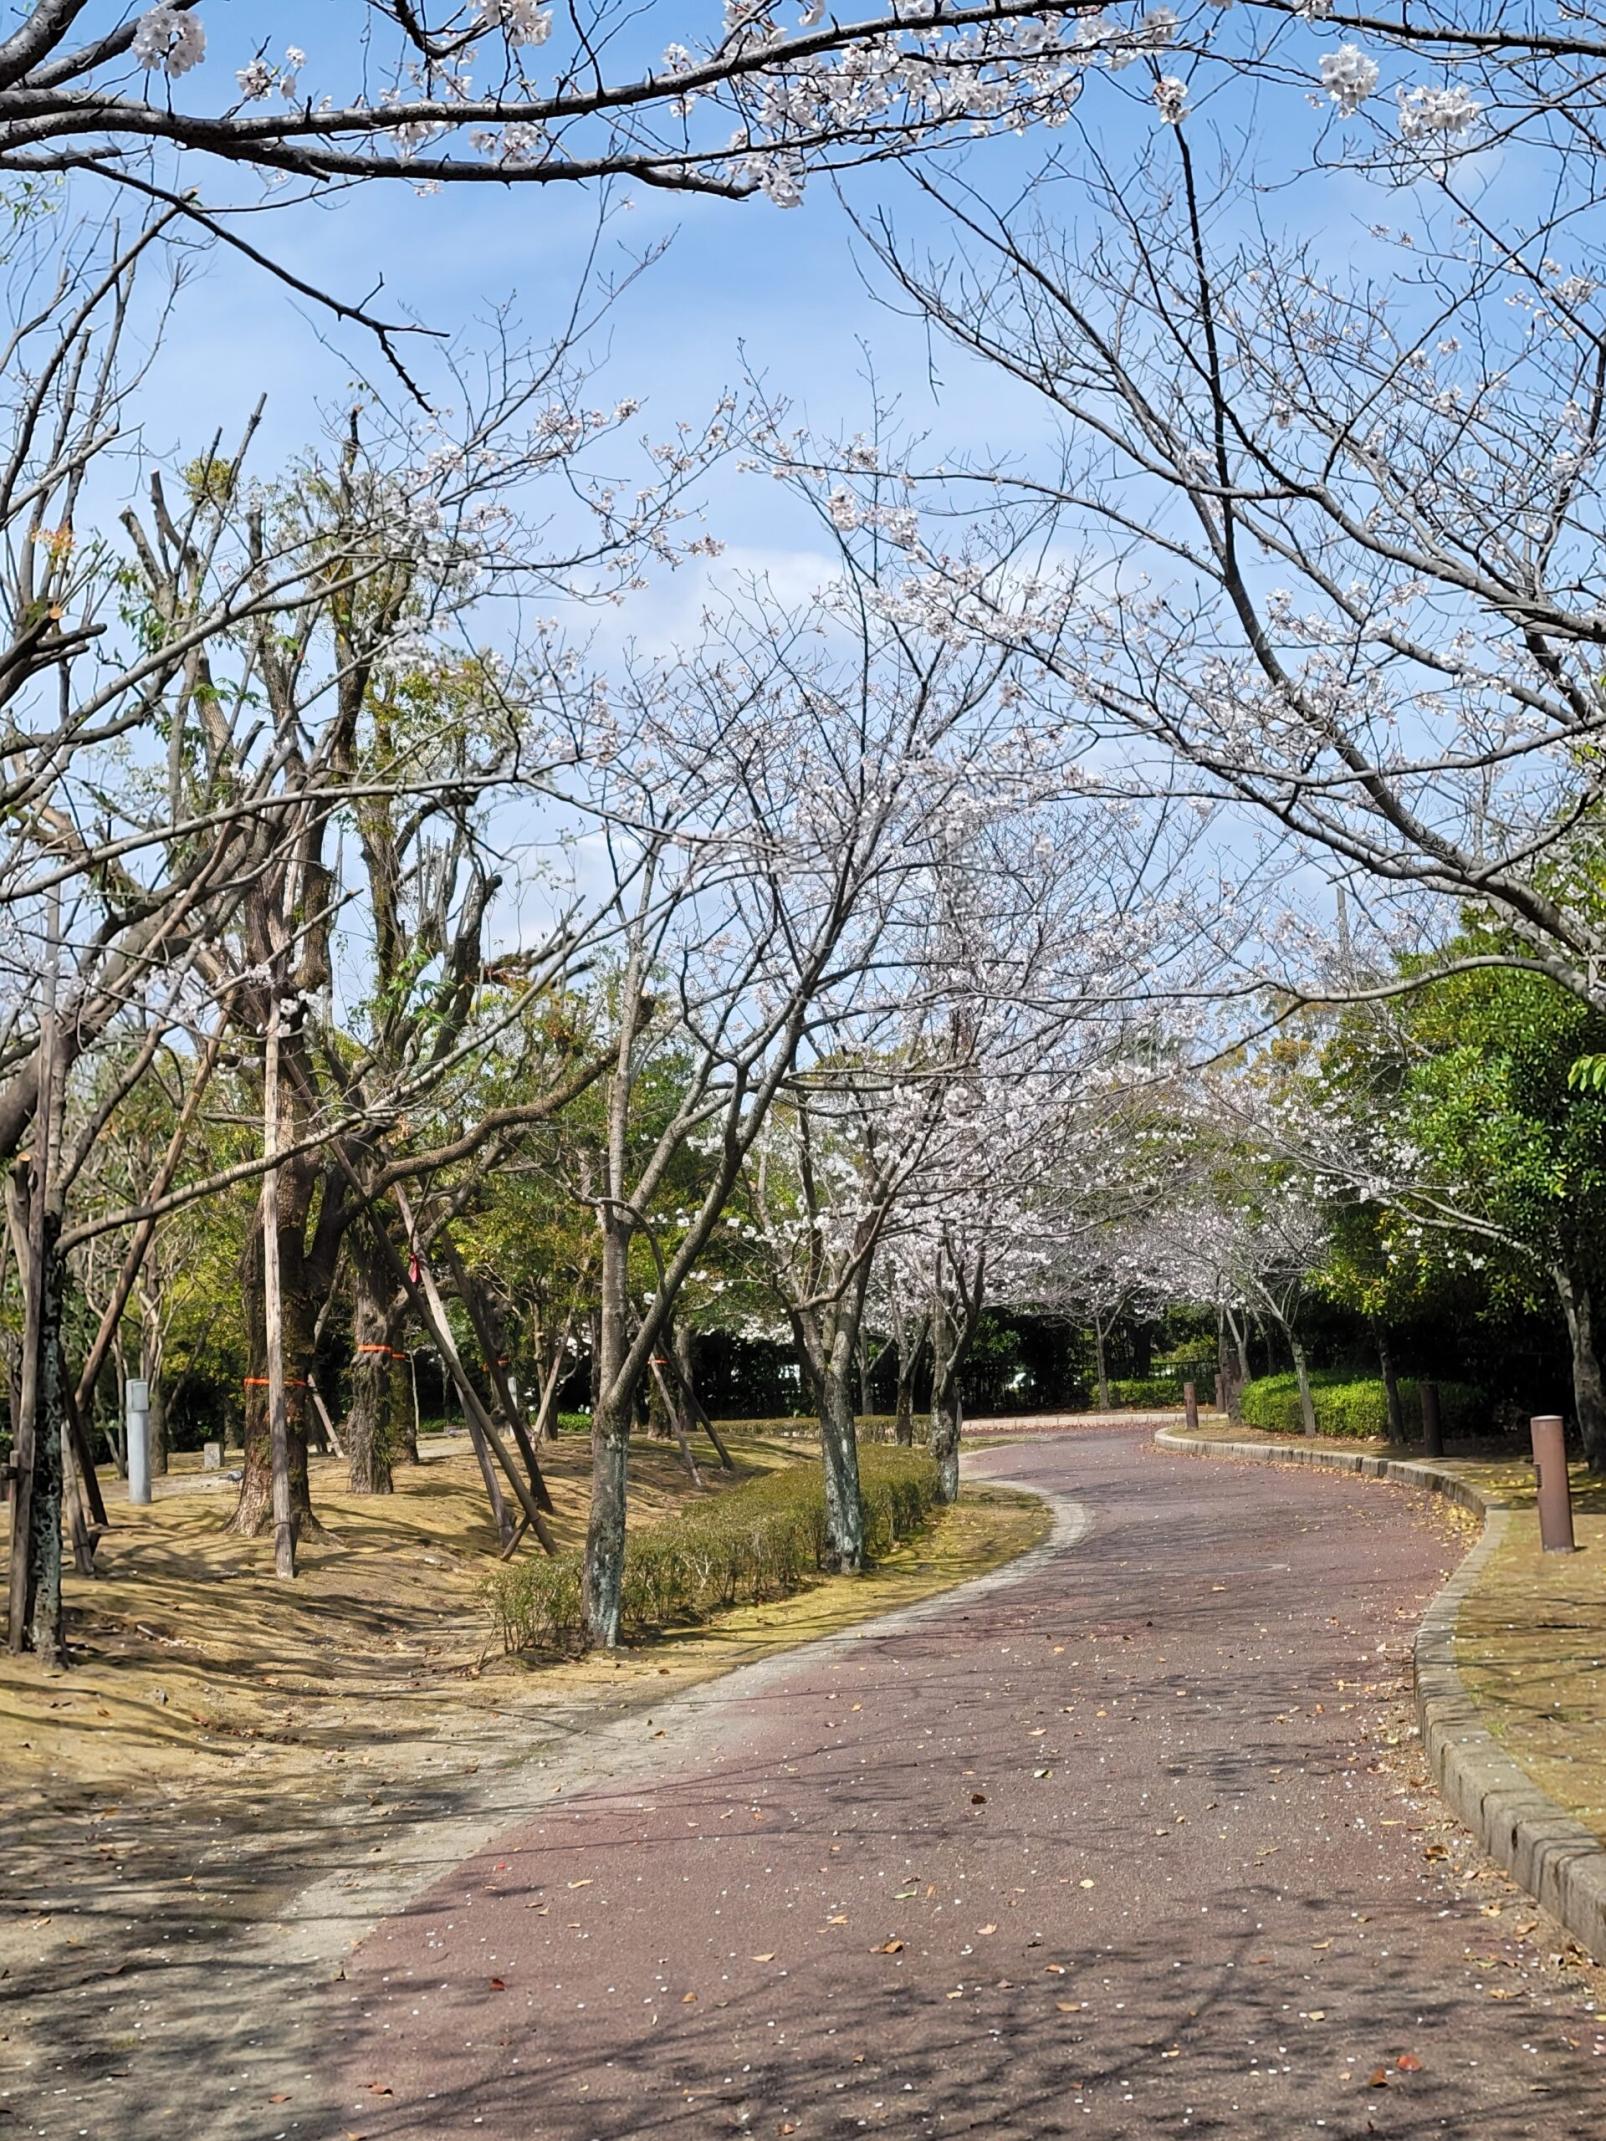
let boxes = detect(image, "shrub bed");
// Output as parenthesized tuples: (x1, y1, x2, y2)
(488, 1445, 943, 1653)
(1105, 1376, 1189, 1409)
(1238, 1371, 1485, 1440)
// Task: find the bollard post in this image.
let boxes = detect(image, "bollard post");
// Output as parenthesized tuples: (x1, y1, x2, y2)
(1184, 1380, 1200, 1433)
(1214, 1371, 1224, 1412)
(1530, 1414, 1577, 1554)
(126, 1377, 151, 1506)
(1420, 1379, 1443, 1459)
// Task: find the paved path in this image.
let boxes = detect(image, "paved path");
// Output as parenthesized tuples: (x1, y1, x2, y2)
(315, 1423, 1606, 2139)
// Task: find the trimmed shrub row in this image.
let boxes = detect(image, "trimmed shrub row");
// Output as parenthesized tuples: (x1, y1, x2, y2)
(1105, 1376, 1190, 1409)
(488, 1445, 944, 1654)
(1238, 1372, 1485, 1441)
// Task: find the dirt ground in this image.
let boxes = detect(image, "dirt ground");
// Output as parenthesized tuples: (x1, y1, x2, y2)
(6, 1431, 791, 1792)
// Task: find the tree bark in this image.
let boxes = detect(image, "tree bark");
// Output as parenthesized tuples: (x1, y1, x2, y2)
(818, 1338, 865, 1574)
(583, 1219, 633, 1647)
(344, 1231, 401, 1494)
(1553, 1261, 1606, 1473)
(1093, 1320, 1111, 1412)
(929, 1356, 962, 1504)
(1288, 1330, 1318, 1438)
(230, 1221, 320, 1541)
(9, 1214, 68, 1665)
(137, 1299, 169, 1476)
(1376, 1325, 1403, 1443)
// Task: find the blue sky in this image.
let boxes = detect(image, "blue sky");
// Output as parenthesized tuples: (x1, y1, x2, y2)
(115, 1, 1408, 589)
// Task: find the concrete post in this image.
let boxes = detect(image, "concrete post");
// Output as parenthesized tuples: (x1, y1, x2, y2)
(126, 1377, 151, 1505)
(1530, 1414, 1577, 1555)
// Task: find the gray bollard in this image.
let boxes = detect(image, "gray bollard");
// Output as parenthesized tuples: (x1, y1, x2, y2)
(126, 1377, 151, 1505)
(1530, 1414, 1577, 1554)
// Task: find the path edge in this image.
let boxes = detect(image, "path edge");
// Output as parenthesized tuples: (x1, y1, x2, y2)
(1155, 1425, 1606, 1962)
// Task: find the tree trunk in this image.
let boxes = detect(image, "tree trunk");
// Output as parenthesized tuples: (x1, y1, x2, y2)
(137, 1298, 169, 1477)
(583, 1222, 632, 1647)
(929, 1367, 962, 1503)
(230, 1224, 320, 1539)
(344, 1234, 399, 1494)
(811, 1311, 865, 1572)
(929, 1297, 963, 1505)
(1376, 1325, 1403, 1443)
(1093, 1321, 1111, 1412)
(585, 1303, 603, 1414)
(1220, 1308, 1248, 1420)
(646, 1340, 674, 1439)
(1553, 1262, 1606, 1473)
(584, 1393, 631, 1646)
(1288, 1331, 1318, 1438)
(671, 1322, 697, 1448)
(8, 1215, 68, 1665)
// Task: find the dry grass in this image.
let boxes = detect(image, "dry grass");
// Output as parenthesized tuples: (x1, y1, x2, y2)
(0, 1433, 1047, 1816)
(0, 1429, 800, 1805)
(1452, 1470, 1606, 1845)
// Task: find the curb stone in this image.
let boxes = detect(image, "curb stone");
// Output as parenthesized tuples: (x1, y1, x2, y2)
(1155, 1425, 1606, 1963)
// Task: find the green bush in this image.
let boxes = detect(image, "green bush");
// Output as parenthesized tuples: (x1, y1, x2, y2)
(1106, 1376, 1189, 1409)
(1238, 1372, 1485, 1440)
(488, 1445, 943, 1654)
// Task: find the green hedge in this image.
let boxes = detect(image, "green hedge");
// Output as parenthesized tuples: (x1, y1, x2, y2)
(488, 1445, 943, 1653)
(1106, 1376, 1189, 1409)
(1238, 1372, 1484, 1440)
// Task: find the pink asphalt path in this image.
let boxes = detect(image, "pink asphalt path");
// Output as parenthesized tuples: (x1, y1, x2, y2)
(325, 1423, 1606, 2138)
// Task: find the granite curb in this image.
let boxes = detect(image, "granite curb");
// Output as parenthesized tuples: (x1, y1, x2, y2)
(1155, 1425, 1606, 1963)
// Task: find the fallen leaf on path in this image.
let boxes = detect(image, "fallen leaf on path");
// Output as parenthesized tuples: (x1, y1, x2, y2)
(364, 2083, 394, 2096)
(1079, 1879, 1096, 1890)
(682, 1992, 698, 2003)
(977, 1924, 997, 1936)
(1366, 2069, 1391, 2089)
(970, 1793, 987, 1805)
(1396, 2053, 1423, 2073)
(752, 1953, 777, 1962)
(489, 1977, 506, 1991)
(1056, 2001, 1080, 2013)
(874, 1939, 906, 1954)
(568, 1879, 593, 1889)
(269, 2093, 291, 2104)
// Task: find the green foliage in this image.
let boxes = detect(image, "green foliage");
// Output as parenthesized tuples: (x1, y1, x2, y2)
(1239, 1372, 1484, 1440)
(488, 1445, 942, 1652)
(1105, 1375, 1189, 1409)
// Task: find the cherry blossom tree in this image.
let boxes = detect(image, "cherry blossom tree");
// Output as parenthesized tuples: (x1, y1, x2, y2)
(841, 134, 1606, 1018)
(0, 4, 1216, 219)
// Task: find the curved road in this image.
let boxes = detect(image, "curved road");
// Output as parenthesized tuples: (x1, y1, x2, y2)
(324, 1423, 1606, 2137)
